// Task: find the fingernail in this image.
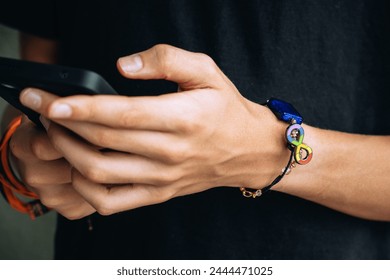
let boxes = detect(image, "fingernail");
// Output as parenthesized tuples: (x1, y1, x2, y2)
(39, 116, 51, 131)
(50, 103, 72, 118)
(118, 55, 143, 73)
(20, 90, 42, 110)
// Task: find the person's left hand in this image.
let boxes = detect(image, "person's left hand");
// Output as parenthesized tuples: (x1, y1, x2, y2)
(20, 44, 288, 216)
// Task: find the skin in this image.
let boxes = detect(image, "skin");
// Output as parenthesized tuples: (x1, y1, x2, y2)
(8, 35, 390, 221)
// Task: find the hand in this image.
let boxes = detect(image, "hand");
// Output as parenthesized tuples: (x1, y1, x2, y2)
(20, 44, 289, 216)
(9, 116, 96, 219)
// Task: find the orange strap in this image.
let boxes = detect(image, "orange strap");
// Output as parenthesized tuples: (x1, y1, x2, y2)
(0, 116, 49, 219)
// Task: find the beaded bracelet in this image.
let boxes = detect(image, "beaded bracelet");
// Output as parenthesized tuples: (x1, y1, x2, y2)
(240, 98, 313, 198)
(0, 116, 49, 219)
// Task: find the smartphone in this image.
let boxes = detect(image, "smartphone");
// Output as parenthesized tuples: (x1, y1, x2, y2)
(0, 56, 117, 127)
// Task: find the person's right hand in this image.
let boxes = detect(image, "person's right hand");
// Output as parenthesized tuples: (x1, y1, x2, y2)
(9, 116, 96, 219)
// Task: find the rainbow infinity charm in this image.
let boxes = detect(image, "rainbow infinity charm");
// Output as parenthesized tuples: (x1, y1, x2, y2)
(286, 123, 313, 164)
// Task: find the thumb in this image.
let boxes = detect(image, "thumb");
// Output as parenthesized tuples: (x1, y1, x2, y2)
(117, 44, 225, 90)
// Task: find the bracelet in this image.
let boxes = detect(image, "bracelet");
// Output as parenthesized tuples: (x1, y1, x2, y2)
(0, 116, 49, 219)
(240, 98, 313, 198)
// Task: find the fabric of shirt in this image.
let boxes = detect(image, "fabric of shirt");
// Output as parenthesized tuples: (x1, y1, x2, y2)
(1, 0, 389, 259)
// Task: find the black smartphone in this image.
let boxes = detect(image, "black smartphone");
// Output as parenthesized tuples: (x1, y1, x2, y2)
(0, 56, 117, 127)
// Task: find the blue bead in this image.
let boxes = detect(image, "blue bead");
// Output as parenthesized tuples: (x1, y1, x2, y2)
(267, 98, 303, 125)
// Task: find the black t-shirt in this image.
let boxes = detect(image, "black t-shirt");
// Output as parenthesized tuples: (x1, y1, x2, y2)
(1, 0, 389, 259)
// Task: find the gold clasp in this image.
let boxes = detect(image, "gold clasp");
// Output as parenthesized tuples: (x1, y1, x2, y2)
(240, 187, 262, 198)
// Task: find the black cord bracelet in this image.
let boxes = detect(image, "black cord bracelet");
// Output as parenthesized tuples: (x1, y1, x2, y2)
(239, 150, 294, 198)
(239, 98, 313, 198)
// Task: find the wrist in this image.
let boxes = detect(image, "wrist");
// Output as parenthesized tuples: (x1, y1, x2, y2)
(239, 98, 313, 197)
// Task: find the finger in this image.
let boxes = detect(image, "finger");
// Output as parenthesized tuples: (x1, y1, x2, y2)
(20, 87, 196, 131)
(54, 119, 187, 161)
(10, 117, 63, 161)
(19, 46, 226, 132)
(18, 159, 72, 187)
(35, 182, 96, 220)
(117, 44, 226, 90)
(56, 203, 96, 220)
(19, 87, 61, 116)
(36, 183, 86, 208)
(72, 170, 173, 215)
(47, 122, 176, 184)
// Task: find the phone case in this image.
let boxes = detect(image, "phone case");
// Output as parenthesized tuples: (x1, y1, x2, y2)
(0, 56, 117, 126)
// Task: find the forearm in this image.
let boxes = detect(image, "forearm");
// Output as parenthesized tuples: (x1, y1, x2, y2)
(275, 125, 390, 221)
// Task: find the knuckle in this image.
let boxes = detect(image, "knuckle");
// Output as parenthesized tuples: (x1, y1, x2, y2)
(95, 201, 115, 216)
(64, 209, 91, 220)
(198, 52, 215, 66)
(154, 169, 182, 185)
(22, 170, 43, 187)
(39, 195, 62, 209)
(63, 213, 84, 220)
(165, 145, 190, 164)
(58, 209, 85, 220)
(9, 136, 23, 159)
(197, 53, 219, 75)
(81, 163, 107, 183)
(151, 186, 176, 203)
(168, 170, 182, 184)
(154, 144, 186, 165)
(96, 208, 114, 216)
(30, 136, 47, 160)
(93, 129, 113, 147)
(153, 44, 177, 78)
(175, 113, 203, 134)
